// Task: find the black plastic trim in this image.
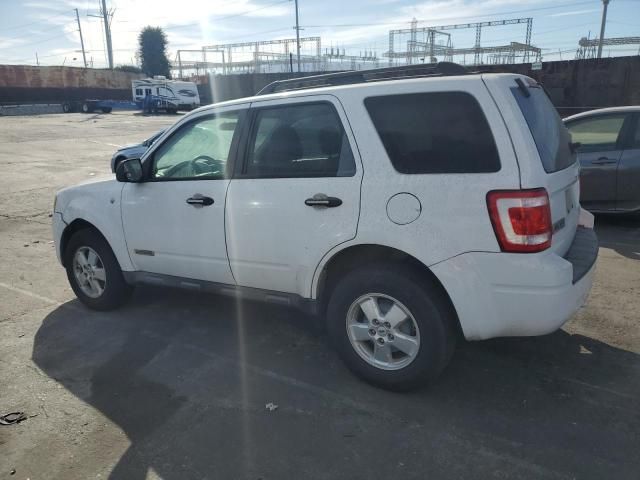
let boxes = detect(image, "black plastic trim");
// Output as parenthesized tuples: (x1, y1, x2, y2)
(563, 227, 599, 284)
(122, 271, 319, 315)
(256, 62, 469, 95)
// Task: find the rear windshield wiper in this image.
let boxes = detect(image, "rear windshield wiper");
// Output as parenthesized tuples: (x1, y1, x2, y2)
(514, 78, 530, 98)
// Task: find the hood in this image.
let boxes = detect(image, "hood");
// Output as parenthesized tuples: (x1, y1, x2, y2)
(117, 142, 145, 152)
(54, 176, 122, 216)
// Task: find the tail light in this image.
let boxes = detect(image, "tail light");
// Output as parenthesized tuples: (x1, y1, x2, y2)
(487, 188, 552, 253)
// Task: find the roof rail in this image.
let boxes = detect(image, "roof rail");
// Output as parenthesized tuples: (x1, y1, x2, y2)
(256, 62, 469, 96)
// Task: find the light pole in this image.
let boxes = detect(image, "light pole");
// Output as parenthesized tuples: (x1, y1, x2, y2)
(597, 0, 610, 58)
(75, 8, 87, 67)
(294, 0, 301, 72)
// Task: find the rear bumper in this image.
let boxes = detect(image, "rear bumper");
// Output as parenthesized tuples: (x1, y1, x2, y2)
(431, 227, 598, 340)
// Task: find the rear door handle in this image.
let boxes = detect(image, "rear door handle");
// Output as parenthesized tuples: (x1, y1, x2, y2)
(305, 194, 342, 208)
(186, 194, 214, 207)
(591, 157, 617, 165)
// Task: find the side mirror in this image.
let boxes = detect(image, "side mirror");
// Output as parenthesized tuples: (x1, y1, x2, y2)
(116, 158, 143, 182)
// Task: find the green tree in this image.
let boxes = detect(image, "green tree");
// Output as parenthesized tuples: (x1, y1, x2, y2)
(138, 26, 171, 78)
(114, 64, 143, 74)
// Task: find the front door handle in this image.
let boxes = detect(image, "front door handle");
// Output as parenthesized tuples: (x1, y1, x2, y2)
(186, 194, 214, 207)
(591, 157, 617, 165)
(305, 194, 342, 208)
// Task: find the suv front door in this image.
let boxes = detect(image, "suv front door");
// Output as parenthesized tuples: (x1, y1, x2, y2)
(225, 96, 362, 297)
(121, 106, 246, 283)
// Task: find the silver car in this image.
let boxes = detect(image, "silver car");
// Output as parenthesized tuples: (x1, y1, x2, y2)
(564, 107, 640, 214)
(110, 129, 165, 172)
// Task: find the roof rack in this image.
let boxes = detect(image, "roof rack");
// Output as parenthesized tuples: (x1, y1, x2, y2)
(256, 62, 469, 96)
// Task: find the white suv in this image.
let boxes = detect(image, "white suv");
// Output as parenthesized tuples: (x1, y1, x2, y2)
(52, 64, 598, 390)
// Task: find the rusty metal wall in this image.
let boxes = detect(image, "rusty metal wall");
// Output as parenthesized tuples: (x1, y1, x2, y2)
(0, 65, 144, 104)
(2, 56, 638, 111)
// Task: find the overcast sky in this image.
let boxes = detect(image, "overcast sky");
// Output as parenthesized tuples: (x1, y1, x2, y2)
(0, 0, 638, 68)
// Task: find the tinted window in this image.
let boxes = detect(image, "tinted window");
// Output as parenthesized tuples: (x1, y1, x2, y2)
(364, 92, 500, 174)
(566, 115, 626, 152)
(152, 112, 239, 180)
(511, 84, 574, 172)
(245, 103, 356, 178)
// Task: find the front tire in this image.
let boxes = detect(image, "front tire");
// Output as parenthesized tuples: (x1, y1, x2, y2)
(64, 229, 133, 310)
(327, 264, 456, 391)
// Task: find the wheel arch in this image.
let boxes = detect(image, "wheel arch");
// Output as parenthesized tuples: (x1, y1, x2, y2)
(314, 243, 461, 333)
(60, 219, 113, 268)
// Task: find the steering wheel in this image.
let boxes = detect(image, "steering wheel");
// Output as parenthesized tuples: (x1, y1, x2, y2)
(192, 155, 221, 175)
(162, 155, 223, 178)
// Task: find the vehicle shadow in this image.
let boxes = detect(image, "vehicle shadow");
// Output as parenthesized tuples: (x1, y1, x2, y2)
(131, 111, 184, 117)
(32, 287, 640, 479)
(594, 214, 640, 261)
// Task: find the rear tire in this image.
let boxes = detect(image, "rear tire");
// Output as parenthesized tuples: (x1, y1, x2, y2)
(327, 264, 456, 391)
(64, 229, 133, 311)
(82, 103, 91, 113)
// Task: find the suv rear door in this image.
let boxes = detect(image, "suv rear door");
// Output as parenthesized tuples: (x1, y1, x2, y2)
(618, 113, 640, 212)
(483, 74, 580, 257)
(565, 112, 629, 212)
(225, 95, 362, 297)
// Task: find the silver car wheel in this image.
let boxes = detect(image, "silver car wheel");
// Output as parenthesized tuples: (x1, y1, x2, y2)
(346, 293, 421, 371)
(72, 246, 106, 299)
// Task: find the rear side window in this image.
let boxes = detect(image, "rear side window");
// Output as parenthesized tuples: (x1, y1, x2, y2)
(511, 83, 574, 173)
(566, 115, 626, 152)
(364, 92, 500, 174)
(244, 102, 356, 178)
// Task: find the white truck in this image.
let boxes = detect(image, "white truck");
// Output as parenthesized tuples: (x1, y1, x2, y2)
(132, 76, 200, 112)
(53, 64, 598, 390)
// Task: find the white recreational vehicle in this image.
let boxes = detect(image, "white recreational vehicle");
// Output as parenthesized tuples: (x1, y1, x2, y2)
(132, 77, 200, 111)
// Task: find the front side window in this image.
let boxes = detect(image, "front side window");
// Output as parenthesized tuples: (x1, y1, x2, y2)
(151, 112, 239, 180)
(365, 92, 500, 174)
(566, 115, 626, 152)
(244, 103, 356, 178)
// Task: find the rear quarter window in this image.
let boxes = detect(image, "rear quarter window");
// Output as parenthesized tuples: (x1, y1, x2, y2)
(364, 92, 501, 174)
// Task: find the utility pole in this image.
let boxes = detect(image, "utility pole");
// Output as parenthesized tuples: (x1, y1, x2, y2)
(294, 0, 301, 72)
(75, 8, 87, 67)
(101, 0, 114, 68)
(597, 0, 610, 58)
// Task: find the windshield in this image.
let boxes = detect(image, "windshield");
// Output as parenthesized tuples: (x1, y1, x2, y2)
(511, 81, 575, 173)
